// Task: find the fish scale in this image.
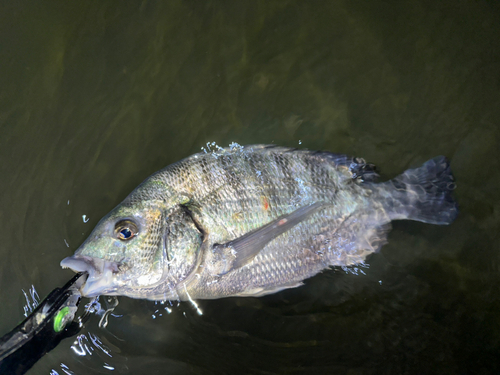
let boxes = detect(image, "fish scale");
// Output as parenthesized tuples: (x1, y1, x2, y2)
(60, 145, 458, 301)
(188, 206, 371, 299)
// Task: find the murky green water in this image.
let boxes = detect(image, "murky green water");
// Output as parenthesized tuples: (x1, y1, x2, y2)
(1, 1, 499, 374)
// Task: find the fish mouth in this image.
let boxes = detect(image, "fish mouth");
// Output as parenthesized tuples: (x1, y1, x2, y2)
(60, 255, 120, 297)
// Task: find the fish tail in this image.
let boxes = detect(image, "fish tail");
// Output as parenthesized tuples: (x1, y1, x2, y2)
(383, 156, 458, 225)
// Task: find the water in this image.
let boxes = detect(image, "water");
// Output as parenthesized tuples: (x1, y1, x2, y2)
(0, 1, 499, 373)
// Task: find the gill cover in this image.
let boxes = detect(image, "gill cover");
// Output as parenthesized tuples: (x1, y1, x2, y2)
(60, 203, 165, 296)
(61, 202, 204, 299)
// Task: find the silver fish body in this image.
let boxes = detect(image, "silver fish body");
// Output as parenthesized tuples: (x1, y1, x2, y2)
(60, 145, 458, 301)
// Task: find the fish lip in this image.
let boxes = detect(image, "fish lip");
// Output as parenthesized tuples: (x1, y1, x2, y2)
(60, 255, 120, 297)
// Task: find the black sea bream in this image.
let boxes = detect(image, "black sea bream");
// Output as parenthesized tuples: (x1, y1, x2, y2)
(61, 145, 458, 301)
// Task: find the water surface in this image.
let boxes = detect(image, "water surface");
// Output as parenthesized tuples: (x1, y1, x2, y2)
(0, 1, 499, 374)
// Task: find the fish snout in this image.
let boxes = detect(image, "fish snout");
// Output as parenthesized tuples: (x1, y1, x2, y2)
(60, 255, 120, 296)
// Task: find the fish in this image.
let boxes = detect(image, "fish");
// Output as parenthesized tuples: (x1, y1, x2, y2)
(60, 144, 458, 301)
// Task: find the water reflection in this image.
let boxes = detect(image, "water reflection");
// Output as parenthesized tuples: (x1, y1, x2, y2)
(71, 332, 112, 358)
(50, 331, 116, 374)
(53, 305, 125, 374)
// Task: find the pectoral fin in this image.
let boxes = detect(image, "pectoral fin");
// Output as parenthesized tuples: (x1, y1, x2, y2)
(209, 202, 326, 275)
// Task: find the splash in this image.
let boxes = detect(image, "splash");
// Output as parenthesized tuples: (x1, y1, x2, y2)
(152, 299, 173, 318)
(22, 285, 40, 317)
(201, 141, 246, 159)
(98, 296, 120, 329)
(341, 262, 370, 276)
(229, 141, 244, 151)
(201, 141, 225, 158)
(82, 296, 120, 329)
(151, 299, 182, 318)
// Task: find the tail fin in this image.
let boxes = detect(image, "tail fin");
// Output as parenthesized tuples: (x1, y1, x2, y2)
(384, 157, 458, 225)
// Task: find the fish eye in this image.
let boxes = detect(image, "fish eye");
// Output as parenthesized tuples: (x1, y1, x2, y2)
(115, 220, 138, 241)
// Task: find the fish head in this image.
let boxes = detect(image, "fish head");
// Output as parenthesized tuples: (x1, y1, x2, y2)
(60, 199, 168, 297)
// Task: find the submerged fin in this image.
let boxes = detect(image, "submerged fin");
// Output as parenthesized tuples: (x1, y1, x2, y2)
(209, 202, 326, 275)
(384, 156, 458, 225)
(233, 281, 304, 297)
